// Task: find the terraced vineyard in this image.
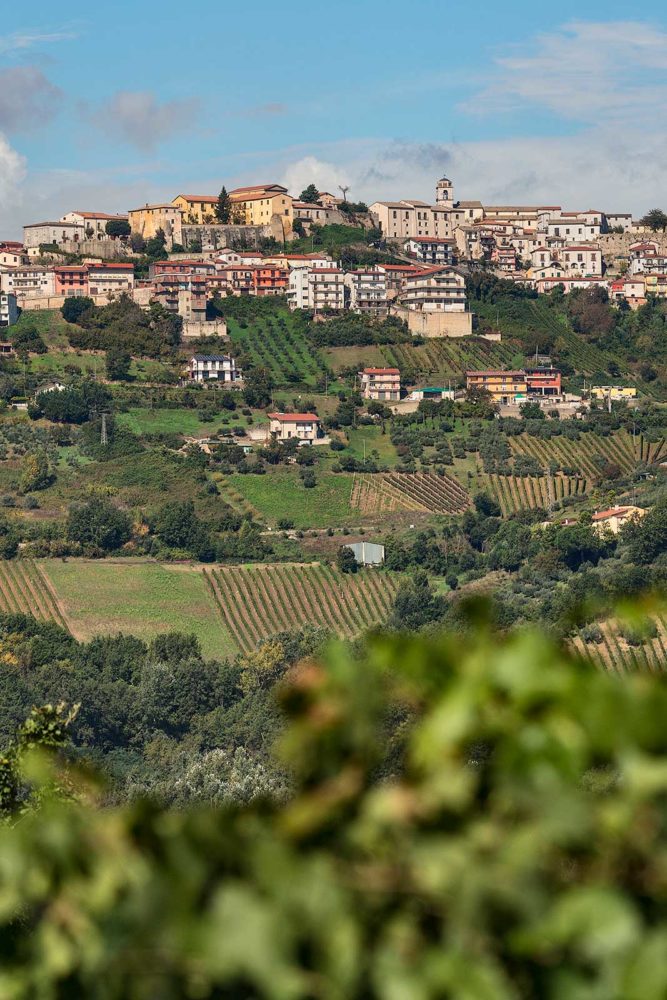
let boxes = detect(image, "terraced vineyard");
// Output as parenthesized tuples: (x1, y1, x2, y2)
(227, 312, 328, 387)
(204, 563, 400, 652)
(0, 560, 67, 627)
(482, 474, 589, 515)
(352, 472, 469, 514)
(509, 429, 639, 478)
(637, 435, 667, 465)
(380, 337, 519, 382)
(572, 617, 667, 673)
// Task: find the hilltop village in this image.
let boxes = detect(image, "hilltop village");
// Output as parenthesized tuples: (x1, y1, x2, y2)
(0, 171, 664, 690)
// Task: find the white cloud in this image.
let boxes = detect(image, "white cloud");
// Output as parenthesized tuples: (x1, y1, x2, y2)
(0, 27, 79, 55)
(0, 133, 27, 233)
(464, 20, 667, 125)
(85, 91, 200, 152)
(280, 156, 351, 198)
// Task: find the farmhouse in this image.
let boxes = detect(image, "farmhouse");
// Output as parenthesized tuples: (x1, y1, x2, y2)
(592, 506, 646, 536)
(466, 370, 527, 405)
(268, 412, 321, 442)
(188, 354, 242, 384)
(359, 367, 401, 401)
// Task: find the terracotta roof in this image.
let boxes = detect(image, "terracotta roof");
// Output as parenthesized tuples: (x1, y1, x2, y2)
(24, 221, 83, 228)
(362, 368, 400, 375)
(268, 412, 319, 423)
(466, 370, 525, 377)
(88, 262, 134, 270)
(128, 204, 180, 212)
(406, 235, 454, 243)
(175, 194, 217, 203)
(229, 190, 290, 203)
(71, 211, 129, 220)
(592, 507, 631, 521)
(229, 183, 287, 195)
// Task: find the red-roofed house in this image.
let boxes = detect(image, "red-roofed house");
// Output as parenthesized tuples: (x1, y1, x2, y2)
(592, 506, 646, 535)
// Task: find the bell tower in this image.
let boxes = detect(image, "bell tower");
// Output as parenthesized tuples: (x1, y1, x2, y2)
(436, 176, 454, 205)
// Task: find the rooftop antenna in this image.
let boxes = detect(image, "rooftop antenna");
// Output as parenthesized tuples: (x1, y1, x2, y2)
(338, 185, 350, 203)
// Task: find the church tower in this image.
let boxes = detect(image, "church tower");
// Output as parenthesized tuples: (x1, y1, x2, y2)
(436, 176, 454, 205)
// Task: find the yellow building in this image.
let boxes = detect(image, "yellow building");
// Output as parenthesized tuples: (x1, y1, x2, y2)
(466, 370, 527, 404)
(590, 386, 637, 401)
(127, 204, 183, 247)
(172, 194, 218, 225)
(228, 184, 293, 232)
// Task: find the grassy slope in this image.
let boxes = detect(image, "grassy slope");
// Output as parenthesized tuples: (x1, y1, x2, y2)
(40, 560, 237, 659)
(227, 468, 356, 528)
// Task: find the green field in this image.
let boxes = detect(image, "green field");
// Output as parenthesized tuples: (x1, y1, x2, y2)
(227, 468, 356, 527)
(40, 560, 236, 658)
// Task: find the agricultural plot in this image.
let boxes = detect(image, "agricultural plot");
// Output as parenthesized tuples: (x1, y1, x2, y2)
(572, 617, 667, 673)
(351, 472, 470, 514)
(380, 337, 519, 382)
(39, 560, 236, 658)
(0, 560, 67, 627)
(509, 429, 638, 479)
(482, 474, 589, 516)
(226, 313, 328, 387)
(637, 435, 667, 466)
(204, 563, 400, 653)
(226, 470, 357, 528)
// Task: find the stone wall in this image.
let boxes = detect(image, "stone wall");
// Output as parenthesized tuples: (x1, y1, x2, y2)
(60, 240, 131, 259)
(392, 304, 473, 338)
(181, 224, 274, 251)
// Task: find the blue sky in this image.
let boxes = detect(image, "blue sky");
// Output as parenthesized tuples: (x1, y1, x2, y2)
(1, 0, 667, 236)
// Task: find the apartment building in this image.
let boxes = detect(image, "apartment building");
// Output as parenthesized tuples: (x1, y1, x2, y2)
(466, 370, 527, 405)
(400, 266, 467, 313)
(188, 354, 241, 384)
(535, 276, 609, 295)
(404, 236, 455, 265)
(344, 268, 388, 317)
(172, 194, 218, 224)
(151, 260, 216, 279)
(483, 205, 561, 229)
(268, 412, 321, 442)
(228, 184, 293, 232)
(359, 367, 401, 401)
(630, 253, 667, 276)
(381, 264, 422, 297)
(61, 212, 129, 239)
(287, 267, 345, 311)
(546, 216, 601, 243)
(531, 244, 602, 276)
(214, 265, 255, 296)
(266, 253, 332, 271)
(54, 265, 88, 297)
(369, 200, 451, 239)
(152, 273, 208, 322)
(0, 265, 55, 299)
(524, 368, 562, 397)
(23, 221, 85, 249)
(87, 262, 135, 298)
(127, 204, 183, 247)
(492, 245, 518, 272)
(0, 292, 18, 327)
(252, 264, 288, 296)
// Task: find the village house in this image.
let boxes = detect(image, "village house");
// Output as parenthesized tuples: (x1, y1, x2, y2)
(524, 368, 562, 397)
(530, 244, 602, 276)
(492, 244, 519, 272)
(609, 278, 646, 307)
(546, 215, 602, 243)
(369, 200, 452, 240)
(359, 367, 401, 401)
(381, 264, 422, 298)
(61, 212, 129, 239)
(127, 204, 183, 248)
(213, 265, 255, 296)
(151, 260, 216, 279)
(293, 202, 332, 225)
(268, 412, 321, 442)
(0, 292, 18, 327)
(404, 236, 455, 265)
(188, 354, 241, 384)
(228, 184, 293, 233)
(533, 276, 609, 295)
(592, 506, 646, 536)
(590, 386, 637, 402)
(252, 264, 288, 296)
(22, 220, 85, 249)
(0, 245, 24, 268)
(317, 192, 340, 209)
(344, 268, 388, 317)
(171, 195, 218, 225)
(287, 267, 345, 311)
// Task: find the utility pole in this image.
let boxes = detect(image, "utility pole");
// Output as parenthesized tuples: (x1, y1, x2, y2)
(100, 412, 108, 446)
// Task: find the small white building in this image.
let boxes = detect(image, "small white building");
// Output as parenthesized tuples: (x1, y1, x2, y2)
(61, 212, 129, 239)
(188, 354, 242, 384)
(0, 292, 18, 327)
(268, 412, 321, 442)
(0, 265, 55, 300)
